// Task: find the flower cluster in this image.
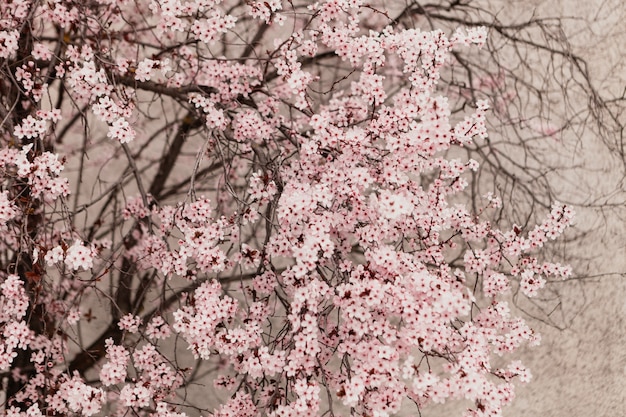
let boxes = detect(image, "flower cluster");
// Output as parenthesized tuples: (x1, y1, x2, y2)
(0, 191, 17, 226)
(44, 239, 95, 270)
(119, 314, 142, 333)
(0, 30, 18, 58)
(0, 275, 29, 321)
(172, 280, 239, 359)
(46, 376, 105, 416)
(0, 275, 32, 370)
(100, 339, 130, 386)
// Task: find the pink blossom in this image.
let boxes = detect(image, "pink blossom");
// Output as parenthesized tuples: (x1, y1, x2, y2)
(120, 384, 151, 408)
(0, 30, 19, 59)
(118, 314, 142, 333)
(0, 191, 17, 225)
(64, 240, 95, 270)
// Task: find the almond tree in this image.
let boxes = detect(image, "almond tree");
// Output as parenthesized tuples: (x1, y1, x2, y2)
(0, 1, 581, 416)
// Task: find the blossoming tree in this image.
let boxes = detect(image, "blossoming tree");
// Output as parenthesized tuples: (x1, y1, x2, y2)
(0, 0, 576, 416)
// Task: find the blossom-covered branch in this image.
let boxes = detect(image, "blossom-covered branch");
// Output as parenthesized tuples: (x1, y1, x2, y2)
(0, 1, 584, 417)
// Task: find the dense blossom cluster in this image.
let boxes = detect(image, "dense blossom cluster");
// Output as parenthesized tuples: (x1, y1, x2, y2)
(0, 0, 575, 417)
